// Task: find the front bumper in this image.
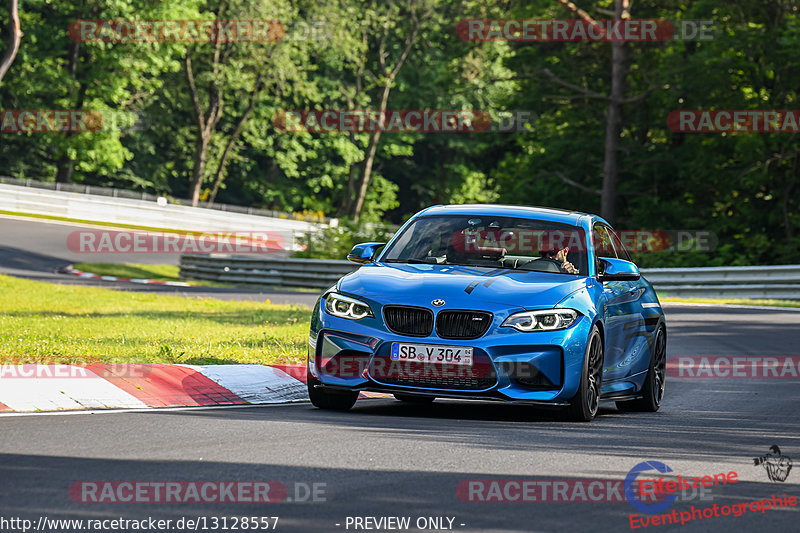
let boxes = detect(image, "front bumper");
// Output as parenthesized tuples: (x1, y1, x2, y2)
(308, 305, 593, 403)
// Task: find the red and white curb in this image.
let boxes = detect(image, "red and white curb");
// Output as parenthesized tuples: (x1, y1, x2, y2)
(61, 264, 192, 287)
(0, 364, 389, 413)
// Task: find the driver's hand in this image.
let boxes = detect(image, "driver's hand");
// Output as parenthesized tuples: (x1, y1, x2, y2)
(555, 247, 577, 274)
(561, 262, 578, 274)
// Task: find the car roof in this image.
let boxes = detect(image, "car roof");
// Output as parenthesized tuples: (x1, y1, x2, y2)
(417, 204, 608, 227)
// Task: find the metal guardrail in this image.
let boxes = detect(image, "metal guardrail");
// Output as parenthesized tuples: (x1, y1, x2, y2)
(641, 265, 800, 299)
(179, 255, 800, 299)
(180, 255, 357, 290)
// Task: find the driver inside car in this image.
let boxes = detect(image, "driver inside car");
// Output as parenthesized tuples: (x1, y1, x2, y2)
(537, 246, 578, 274)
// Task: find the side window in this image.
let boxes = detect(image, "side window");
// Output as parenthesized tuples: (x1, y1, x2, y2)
(608, 229, 632, 262)
(593, 224, 616, 275)
(592, 224, 616, 259)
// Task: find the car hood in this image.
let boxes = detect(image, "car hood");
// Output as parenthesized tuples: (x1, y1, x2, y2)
(337, 263, 588, 309)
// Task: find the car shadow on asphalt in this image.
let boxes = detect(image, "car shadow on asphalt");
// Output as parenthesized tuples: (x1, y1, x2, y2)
(142, 396, 800, 464)
(0, 452, 793, 533)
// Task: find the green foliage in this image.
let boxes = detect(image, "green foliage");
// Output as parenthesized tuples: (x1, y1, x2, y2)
(1, 0, 798, 266)
(294, 220, 397, 259)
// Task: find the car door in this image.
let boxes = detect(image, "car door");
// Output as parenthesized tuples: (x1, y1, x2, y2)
(593, 224, 638, 382)
(607, 228, 652, 378)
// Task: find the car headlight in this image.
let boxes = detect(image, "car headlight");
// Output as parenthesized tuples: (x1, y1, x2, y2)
(324, 292, 374, 320)
(501, 309, 579, 332)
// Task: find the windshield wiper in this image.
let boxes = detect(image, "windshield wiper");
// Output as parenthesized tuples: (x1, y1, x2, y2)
(383, 259, 430, 264)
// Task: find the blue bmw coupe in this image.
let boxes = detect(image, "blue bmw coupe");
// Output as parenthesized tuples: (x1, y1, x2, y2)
(307, 205, 666, 421)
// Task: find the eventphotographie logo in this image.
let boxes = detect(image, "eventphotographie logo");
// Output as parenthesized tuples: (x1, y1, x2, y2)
(625, 461, 678, 514)
(753, 446, 792, 482)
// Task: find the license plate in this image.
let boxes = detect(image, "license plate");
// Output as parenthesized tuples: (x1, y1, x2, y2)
(391, 343, 473, 366)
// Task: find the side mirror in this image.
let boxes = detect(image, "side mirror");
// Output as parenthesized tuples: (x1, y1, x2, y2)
(597, 257, 641, 282)
(347, 242, 386, 264)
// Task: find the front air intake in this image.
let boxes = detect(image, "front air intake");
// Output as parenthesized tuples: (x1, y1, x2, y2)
(436, 310, 493, 340)
(383, 306, 434, 337)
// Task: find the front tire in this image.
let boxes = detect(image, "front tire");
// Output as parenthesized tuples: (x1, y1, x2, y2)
(564, 325, 604, 422)
(307, 377, 358, 411)
(616, 325, 666, 412)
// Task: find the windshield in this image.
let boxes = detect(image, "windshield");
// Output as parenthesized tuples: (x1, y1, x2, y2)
(380, 215, 588, 276)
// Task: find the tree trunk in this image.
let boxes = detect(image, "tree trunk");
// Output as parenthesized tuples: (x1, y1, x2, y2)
(784, 156, 797, 246)
(209, 74, 263, 205)
(190, 135, 210, 206)
(55, 156, 74, 183)
(55, 41, 85, 184)
(0, 0, 22, 86)
(351, 133, 380, 223)
(185, 52, 223, 206)
(338, 162, 361, 217)
(347, 14, 420, 222)
(600, 0, 630, 223)
(349, 83, 391, 222)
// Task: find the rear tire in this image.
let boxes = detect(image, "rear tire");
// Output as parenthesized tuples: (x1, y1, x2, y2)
(616, 326, 666, 413)
(394, 394, 435, 404)
(564, 325, 604, 422)
(307, 377, 358, 411)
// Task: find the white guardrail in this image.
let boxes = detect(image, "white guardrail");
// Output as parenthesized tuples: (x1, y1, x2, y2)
(178, 255, 800, 299)
(0, 182, 330, 251)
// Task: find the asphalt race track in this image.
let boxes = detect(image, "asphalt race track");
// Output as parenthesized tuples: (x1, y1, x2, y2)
(0, 215, 321, 306)
(1, 304, 799, 532)
(1, 215, 799, 532)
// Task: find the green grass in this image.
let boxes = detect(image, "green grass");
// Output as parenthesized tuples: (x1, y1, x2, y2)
(0, 274, 311, 364)
(660, 297, 800, 308)
(73, 262, 183, 282)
